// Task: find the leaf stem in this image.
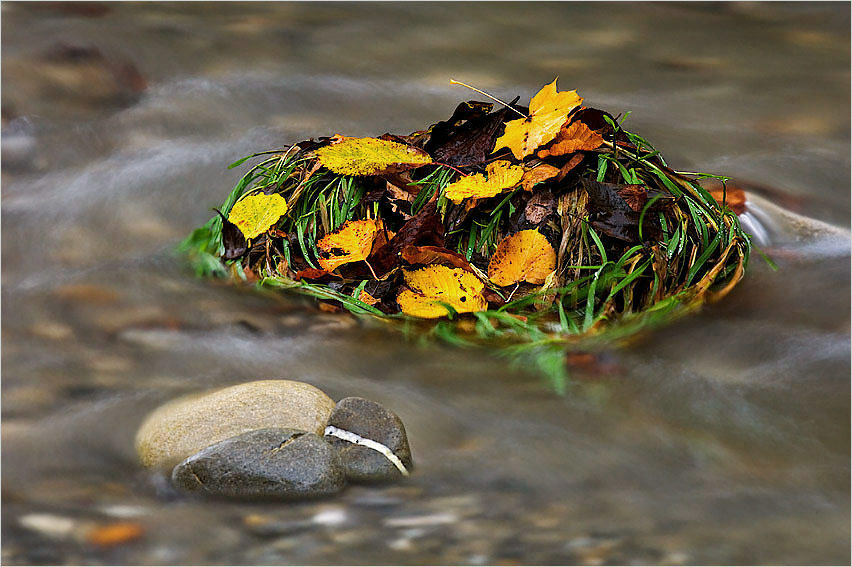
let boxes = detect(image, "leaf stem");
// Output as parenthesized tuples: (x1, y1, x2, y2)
(435, 162, 470, 176)
(450, 79, 528, 119)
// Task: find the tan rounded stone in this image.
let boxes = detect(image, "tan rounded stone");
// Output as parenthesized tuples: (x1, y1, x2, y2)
(135, 380, 336, 469)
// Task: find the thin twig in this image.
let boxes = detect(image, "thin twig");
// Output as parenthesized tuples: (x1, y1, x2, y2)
(450, 79, 528, 119)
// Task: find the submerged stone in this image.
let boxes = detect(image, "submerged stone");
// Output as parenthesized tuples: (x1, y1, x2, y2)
(135, 380, 336, 469)
(172, 428, 345, 499)
(324, 397, 413, 483)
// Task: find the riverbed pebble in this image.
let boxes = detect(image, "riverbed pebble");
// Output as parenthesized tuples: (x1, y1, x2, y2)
(171, 428, 345, 499)
(135, 380, 336, 469)
(324, 397, 413, 483)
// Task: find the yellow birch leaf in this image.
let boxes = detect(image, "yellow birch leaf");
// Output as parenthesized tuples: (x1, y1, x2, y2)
(493, 79, 583, 160)
(521, 163, 560, 192)
(485, 159, 524, 188)
(443, 173, 488, 204)
(488, 230, 557, 286)
(397, 265, 487, 319)
(314, 135, 433, 176)
(316, 219, 380, 272)
(444, 160, 523, 204)
(536, 120, 604, 158)
(228, 193, 289, 239)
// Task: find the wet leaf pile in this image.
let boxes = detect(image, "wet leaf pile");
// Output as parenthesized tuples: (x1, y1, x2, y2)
(183, 79, 752, 382)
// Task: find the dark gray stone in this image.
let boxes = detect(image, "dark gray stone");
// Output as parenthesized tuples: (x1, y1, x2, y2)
(324, 397, 413, 483)
(171, 428, 345, 499)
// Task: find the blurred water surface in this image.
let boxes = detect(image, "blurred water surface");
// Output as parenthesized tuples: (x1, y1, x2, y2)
(2, 3, 850, 565)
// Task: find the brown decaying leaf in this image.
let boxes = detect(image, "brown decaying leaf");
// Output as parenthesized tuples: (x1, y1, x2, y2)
(521, 163, 560, 192)
(616, 184, 649, 213)
(214, 209, 247, 260)
(524, 189, 556, 224)
(425, 101, 512, 167)
(557, 153, 586, 181)
(581, 179, 662, 243)
(536, 120, 604, 159)
(488, 230, 557, 287)
(401, 245, 474, 272)
(385, 178, 415, 203)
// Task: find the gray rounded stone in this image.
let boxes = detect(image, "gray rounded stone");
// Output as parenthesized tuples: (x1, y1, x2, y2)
(324, 397, 413, 483)
(171, 428, 345, 499)
(135, 380, 336, 469)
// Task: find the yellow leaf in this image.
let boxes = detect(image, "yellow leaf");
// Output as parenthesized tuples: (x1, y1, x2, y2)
(228, 193, 289, 239)
(314, 135, 433, 176)
(521, 163, 561, 192)
(397, 265, 487, 319)
(485, 159, 524, 189)
(444, 160, 523, 204)
(493, 79, 583, 160)
(488, 230, 557, 286)
(536, 120, 604, 158)
(316, 219, 380, 272)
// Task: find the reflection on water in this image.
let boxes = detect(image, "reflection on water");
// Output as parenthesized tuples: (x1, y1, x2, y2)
(2, 3, 849, 565)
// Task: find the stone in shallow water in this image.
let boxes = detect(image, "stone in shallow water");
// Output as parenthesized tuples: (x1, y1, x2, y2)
(172, 428, 345, 499)
(324, 397, 413, 483)
(135, 380, 336, 469)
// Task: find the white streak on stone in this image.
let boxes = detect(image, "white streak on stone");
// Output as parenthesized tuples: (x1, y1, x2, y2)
(324, 425, 409, 476)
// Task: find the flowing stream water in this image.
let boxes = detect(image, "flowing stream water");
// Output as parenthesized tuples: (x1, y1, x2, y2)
(2, 3, 849, 565)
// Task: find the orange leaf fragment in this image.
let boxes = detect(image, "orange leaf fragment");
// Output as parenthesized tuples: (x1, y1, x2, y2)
(358, 290, 379, 305)
(401, 245, 474, 272)
(536, 120, 604, 159)
(314, 135, 433, 176)
(488, 229, 557, 286)
(493, 78, 583, 160)
(521, 163, 560, 192)
(86, 522, 145, 547)
(397, 265, 487, 319)
(294, 268, 336, 281)
(443, 160, 523, 204)
(316, 219, 380, 272)
(708, 185, 747, 215)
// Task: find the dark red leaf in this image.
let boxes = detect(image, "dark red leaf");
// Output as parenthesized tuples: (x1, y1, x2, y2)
(368, 201, 445, 275)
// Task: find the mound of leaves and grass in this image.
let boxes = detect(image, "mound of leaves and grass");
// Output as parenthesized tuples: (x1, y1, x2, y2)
(182, 79, 753, 389)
